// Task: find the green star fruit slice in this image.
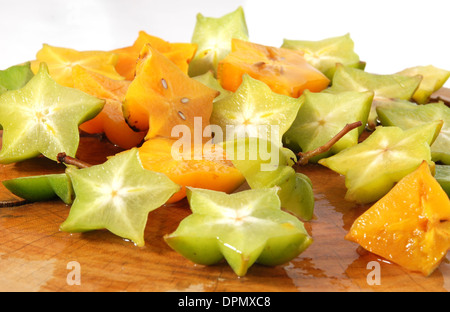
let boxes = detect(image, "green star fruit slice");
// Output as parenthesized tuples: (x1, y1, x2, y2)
(318, 121, 442, 204)
(397, 65, 450, 104)
(60, 148, 180, 247)
(192, 70, 233, 102)
(0, 62, 104, 164)
(435, 165, 450, 196)
(164, 187, 312, 276)
(221, 137, 314, 220)
(327, 64, 422, 129)
(2, 173, 74, 204)
(188, 6, 249, 77)
(210, 74, 302, 145)
(0, 62, 34, 95)
(283, 90, 373, 161)
(282, 33, 365, 80)
(377, 101, 450, 164)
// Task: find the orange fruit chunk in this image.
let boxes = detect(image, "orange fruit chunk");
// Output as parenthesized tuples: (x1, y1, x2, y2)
(72, 66, 145, 149)
(30, 44, 124, 87)
(138, 137, 245, 204)
(122, 44, 219, 140)
(112, 31, 197, 80)
(346, 161, 450, 276)
(217, 39, 330, 98)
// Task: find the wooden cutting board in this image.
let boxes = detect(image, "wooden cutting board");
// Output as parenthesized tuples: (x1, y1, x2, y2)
(0, 90, 449, 292)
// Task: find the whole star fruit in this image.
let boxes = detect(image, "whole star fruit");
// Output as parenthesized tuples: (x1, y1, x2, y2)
(435, 165, 450, 196)
(0, 62, 105, 164)
(164, 187, 312, 276)
(112, 30, 197, 80)
(71, 65, 146, 149)
(283, 90, 373, 162)
(138, 136, 245, 204)
(326, 64, 422, 129)
(0, 62, 34, 95)
(122, 43, 219, 140)
(282, 33, 365, 80)
(318, 121, 443, 204)
(396, 65, 450, 104)
(377, 101, 450, 164)
(188, 6, 249, 77)
(60, 148, 180, 247)
(346, 161, 450, 276)
(210, 74, 302, 145)
(30, 44, 124, 88)
(218, 38, 330, 98)
(221, 137, 314, 221)
(2, 173, 74, 204)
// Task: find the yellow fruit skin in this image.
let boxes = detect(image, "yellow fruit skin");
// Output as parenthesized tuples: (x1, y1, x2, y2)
(346, 161, 450, 276)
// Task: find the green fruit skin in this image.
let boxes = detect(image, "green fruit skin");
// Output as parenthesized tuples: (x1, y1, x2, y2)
(2, 173, 73, 204)
(435, 165, 450, 196)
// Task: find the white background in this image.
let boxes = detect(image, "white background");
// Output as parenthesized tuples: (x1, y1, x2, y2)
(1, 0, 449, 87)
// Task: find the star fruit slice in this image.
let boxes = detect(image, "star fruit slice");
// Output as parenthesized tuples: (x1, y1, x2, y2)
(222, 137, 314, 221)
(377, 101, 450, 164)
(122, 43, 219, 140)
(282, 33, 365, 80)
(30, 44, 124, 87)
(192, 70, 233, 102)
(327, 64, 422, 129)
(218, 38, 330, 98)
(60, 148, 180, 247)
(397, 65, 450, 104)
(318, 121, 442, 204)
(0, 62, 34, 95)
(0, 62, 105, 164)
(210, 74, 302, 145)
(346, 161, 450, 276)
(164, 187, 312, 276)
(283, 90, 373, 161)
(435, 165, 450, 196)
(188, 6, 249, 77)
(2, 173, 74, 204)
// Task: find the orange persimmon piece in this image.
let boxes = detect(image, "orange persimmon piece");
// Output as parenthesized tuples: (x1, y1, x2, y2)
(72, 66, 145, 149)
(112, 31, 197, 80)
(138, 137, 245, 204)
(122, 44, 218, 140)
(346, 161, 450, 276)
(217, 39, 330, 98)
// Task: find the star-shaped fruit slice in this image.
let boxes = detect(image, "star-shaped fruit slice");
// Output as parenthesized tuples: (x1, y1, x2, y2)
(188, 6, 249, 77)
(192, 70, 233, 102)
(435, 165, 450, 196)
(327, 64, 422, 129)
(30, 44, 124, 87)
(0, 62, 34, 95)
(346, 161, 450, 276)
(210, 74, 302, 145)
(282, 33, 365, 80)
(164, 187, 312, 276)
(60, 148, 180, 247)
(72, 65, 145, 149)
(318, 121, 443, 204)
(0, 62, 104, 164)
(377, 101, 450, 164)
(122, 44, 219, 140)
(222, 137, 314, 221)
(283, 90, 373, 161)
(218, 39, 330, 97)
(397, 65, 450, 104)
(112, 31, 197, 80)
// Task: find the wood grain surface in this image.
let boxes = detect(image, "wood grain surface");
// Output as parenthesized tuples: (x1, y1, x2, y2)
(0, 90, 449, 292)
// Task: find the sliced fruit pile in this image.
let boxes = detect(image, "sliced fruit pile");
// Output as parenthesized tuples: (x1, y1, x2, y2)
(0, 6, 449, 277)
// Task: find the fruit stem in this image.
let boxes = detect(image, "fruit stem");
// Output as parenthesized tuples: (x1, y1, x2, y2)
(296, 121, 363, 166)
(57, 153, 92, 169)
